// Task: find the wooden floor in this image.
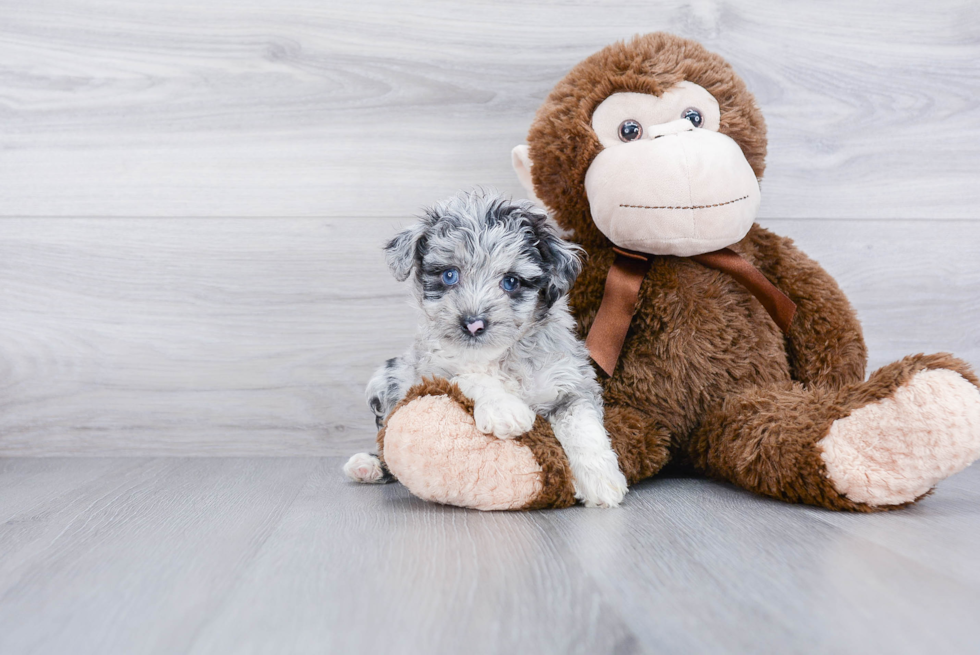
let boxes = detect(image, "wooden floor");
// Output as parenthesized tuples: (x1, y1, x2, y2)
(0, 456, 977, 655)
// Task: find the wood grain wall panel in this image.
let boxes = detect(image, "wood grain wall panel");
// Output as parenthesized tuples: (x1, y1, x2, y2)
(1, 217, 977, 455)
(0, 218, 410, 455)
(1, 0, 978, 218)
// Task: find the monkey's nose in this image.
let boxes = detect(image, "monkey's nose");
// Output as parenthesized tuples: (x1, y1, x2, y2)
(648, 118, 696, 139)
(462, 317, 487, 336)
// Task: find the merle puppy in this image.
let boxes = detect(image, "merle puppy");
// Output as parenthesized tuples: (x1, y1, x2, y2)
(344, 190, 628, 507)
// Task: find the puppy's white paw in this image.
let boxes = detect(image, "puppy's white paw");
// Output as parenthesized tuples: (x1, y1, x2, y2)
(474, 394, 537, 439)
(343, 452, 387, 484)
(570, 450, 628, 508)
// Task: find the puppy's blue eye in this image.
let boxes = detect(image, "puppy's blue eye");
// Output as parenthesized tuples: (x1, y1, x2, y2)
(441, 269, 459, 286)
(501, 275, 520, 292)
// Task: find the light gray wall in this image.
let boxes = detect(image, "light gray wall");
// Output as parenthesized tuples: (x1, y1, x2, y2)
(1, 0, 978, 454)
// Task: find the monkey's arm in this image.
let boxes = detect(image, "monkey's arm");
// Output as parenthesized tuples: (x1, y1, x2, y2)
(748, 224, 868, 389)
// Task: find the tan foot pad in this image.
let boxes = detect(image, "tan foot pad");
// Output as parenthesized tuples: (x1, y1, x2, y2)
(383, 394, 544, 511)
(819, 369, 980, 506)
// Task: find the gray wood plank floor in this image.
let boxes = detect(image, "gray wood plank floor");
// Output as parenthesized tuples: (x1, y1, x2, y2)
(0, 457, 977, 655)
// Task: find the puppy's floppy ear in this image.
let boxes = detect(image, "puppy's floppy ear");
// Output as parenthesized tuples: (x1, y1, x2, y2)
(529, 211, 582, 307)
(384, 219, 430, 282)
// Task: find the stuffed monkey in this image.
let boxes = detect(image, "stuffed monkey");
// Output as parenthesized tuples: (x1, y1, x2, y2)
(375, 33, 980, 511)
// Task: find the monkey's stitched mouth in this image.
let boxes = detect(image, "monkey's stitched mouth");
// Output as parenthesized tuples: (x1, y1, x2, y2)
(619, 195, 749, 211)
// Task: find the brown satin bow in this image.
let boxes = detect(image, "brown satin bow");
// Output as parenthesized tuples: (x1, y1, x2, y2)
(585, 247, 797, 376)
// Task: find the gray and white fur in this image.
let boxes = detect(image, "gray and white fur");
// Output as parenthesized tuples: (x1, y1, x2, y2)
(343, 190, 628, 507)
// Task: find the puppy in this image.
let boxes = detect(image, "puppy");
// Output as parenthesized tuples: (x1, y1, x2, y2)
(343, 190, 628, 507)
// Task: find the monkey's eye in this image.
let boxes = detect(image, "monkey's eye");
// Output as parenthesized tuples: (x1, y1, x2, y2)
(500, 275, 520, 292)
(618, 119, 643, 142)
(682, 107, 704, 128)
(441, 268, 460, 286)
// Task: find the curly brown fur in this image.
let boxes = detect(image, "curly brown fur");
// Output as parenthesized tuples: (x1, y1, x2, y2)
(572, 237, 794, 441)
(515, 417, 578, 510)
(690, 353, 979, 511)
(602, 404, 673, 485)
(748, 225, 868, 389)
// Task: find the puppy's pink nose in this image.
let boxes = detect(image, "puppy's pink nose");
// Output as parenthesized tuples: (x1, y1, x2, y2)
(466, 319, 485, 336)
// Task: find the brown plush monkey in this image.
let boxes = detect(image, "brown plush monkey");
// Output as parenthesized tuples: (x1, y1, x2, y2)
(377, 33, 980, 511)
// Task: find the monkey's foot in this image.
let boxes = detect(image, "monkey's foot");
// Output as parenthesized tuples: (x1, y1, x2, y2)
(378, 378, 577, 511)
(818, 355, 980, 507)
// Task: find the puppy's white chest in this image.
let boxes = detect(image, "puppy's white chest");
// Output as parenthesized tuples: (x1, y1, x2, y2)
(424, 349, 519, 393)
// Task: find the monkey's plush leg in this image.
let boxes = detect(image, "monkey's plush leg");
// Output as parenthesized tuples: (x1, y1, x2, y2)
(377, 378, 672, 510)
(690, 353, 980, 511)
(377, 378, 576, 510)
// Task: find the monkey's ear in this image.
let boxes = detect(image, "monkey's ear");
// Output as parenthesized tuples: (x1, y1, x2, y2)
(384, 220, 429, 282)
(531, 216, 583, 307)
(512, 146, 546, 209)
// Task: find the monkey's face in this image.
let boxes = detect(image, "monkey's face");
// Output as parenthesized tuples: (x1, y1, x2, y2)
(584, 81, 761, 257)
(516, 33, 769, 256)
